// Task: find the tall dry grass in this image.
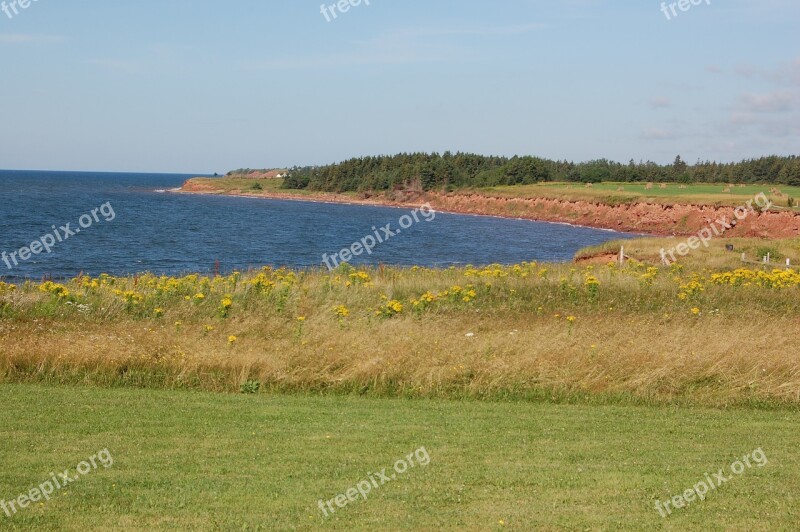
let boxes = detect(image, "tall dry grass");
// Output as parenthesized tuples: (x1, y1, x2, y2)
(2, 249, 800, 407)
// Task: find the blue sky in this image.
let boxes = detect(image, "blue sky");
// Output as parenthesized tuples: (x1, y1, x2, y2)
(0, 0, 798, 173)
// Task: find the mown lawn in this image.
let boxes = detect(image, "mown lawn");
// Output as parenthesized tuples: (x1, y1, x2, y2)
(0, 384, 797, 530)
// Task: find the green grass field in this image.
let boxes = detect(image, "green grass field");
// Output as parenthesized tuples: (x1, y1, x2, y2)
(0, 384, 798, 530)
(479, 182, 800, 208)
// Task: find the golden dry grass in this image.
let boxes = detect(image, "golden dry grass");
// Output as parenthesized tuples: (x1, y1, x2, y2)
(3, 310, 799, 407)
(2, 240, 800, 407)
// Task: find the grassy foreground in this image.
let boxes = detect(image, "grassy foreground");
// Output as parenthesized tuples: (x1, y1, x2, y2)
(0, 384, 798, 530)
(2, 237, 800, 408)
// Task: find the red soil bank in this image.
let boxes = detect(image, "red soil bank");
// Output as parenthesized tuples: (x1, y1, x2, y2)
(180, 181, 800, 238)
(418, 193, 800, 238)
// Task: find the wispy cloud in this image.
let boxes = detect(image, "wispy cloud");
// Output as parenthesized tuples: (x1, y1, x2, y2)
(86, 59, 144, 73)
(0, 34, 63, 44)
(246, 23, 543, 71)
(246, 46, 450, 70)
(693, 55, 800, 149)
(248, 31, 453, 70)
(772, 56, 800, 87)
(641, 128, 676, 141)
(404, 24, 547, 37)
(733, 56, 800, 87)
(722, 60, 800, 139)
(738, 91, 795, 113)
(649, 97, 672, 109)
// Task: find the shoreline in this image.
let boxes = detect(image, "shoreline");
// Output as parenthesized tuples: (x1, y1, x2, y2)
(171, 186, 640, 236)
(174, 181, 800, 239)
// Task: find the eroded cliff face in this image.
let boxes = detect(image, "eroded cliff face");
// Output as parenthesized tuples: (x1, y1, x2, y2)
(179, 179, 800, 238)
(414, 193, 800, 238)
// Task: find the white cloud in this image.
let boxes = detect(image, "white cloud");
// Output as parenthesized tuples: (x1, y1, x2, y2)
(701, 57, 800, 150)
(738, 91, 796, 113)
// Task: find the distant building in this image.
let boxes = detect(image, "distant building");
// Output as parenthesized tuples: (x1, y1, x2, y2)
(263, 170, 287, 179)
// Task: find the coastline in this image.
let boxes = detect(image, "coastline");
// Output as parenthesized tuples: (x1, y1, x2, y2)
(175, 181, 800, 239)
(172, 185, 638, 235)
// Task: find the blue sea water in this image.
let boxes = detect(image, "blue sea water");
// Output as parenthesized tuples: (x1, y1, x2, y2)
(0, 170, 635, 280)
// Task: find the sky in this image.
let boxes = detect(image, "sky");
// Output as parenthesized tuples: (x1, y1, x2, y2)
(0, 0, 798, 173)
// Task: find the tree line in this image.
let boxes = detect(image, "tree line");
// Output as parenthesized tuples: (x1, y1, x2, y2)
(278, 152, 800, 192)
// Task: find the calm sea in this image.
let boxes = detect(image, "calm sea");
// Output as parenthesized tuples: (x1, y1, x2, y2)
(0, 170, 634, 280)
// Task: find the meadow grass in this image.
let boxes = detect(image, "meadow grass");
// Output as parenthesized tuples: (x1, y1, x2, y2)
(0, 384, 798, 531)
(185, 177, 355, 198)
(2, 237, 800, 408)
(576, 236, 800, 270)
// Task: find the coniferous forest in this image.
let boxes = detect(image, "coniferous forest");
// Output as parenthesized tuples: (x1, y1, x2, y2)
(279, 153, 800, 192)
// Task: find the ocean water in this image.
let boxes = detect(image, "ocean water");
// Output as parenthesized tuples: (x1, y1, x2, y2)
(0, 170, 635, 280)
